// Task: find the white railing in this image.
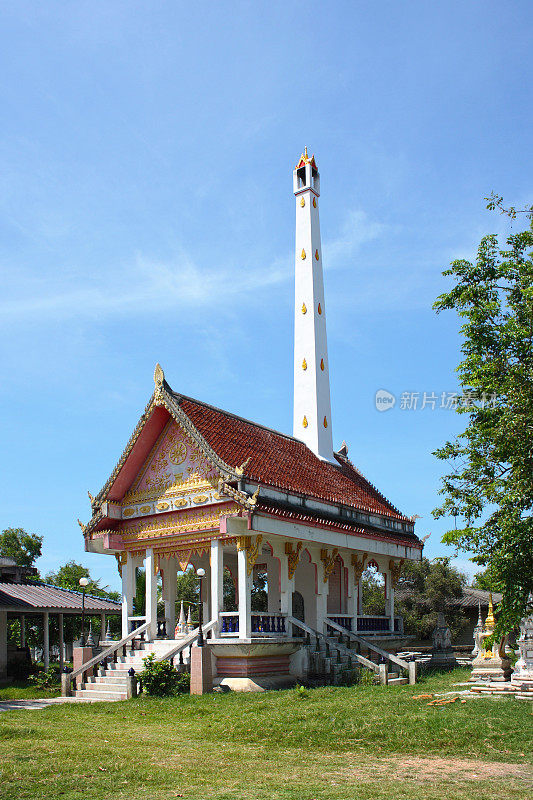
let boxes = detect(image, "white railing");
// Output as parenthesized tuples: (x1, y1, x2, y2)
(62, 620, 150, 694)
(154, 620, 217, 664)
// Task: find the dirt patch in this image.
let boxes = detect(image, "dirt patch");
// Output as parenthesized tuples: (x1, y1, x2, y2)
(337, 756, 533, 784)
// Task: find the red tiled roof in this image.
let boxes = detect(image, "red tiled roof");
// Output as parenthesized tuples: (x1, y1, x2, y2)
(175, 392, 409, 521)
(0, 582, 121, 612)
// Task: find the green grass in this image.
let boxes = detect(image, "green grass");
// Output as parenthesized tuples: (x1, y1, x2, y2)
(0, 680, 61, 700)
(0, 669, 531, 800)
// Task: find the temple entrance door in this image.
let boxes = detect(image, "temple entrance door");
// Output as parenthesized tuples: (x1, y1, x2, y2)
(292, 591, 305, 623)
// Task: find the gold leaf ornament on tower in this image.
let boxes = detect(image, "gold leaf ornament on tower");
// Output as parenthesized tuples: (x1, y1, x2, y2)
(320, 358, 324, 371)
(301, 302, 307, 314)
(302, 416, 308, 428)
(317, 302, 322, 315)
(313, 196, 317, 208)
(300, 196, 305, 207)
(323, 416, 328, 428)
(301, 248, 306, 260)
(302, 358, 307, 371)
(315, 249, 319, 260)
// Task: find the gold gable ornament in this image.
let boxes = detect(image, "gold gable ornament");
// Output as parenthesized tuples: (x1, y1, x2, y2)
(351, 552, 367, 583)
(285, 541, 303, 580)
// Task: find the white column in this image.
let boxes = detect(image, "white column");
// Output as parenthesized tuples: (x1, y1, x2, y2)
(145, 549, 158, 642)
(0, 610, 7, 677)
(43, 611, 50, 671)
(389, 584, 395, 633)
(346, 563, 357, 627)
(163, 559, 177, 638)
(58, 613, 64, 672)
(211, 539, 224, 636)
(121, 552, 136, 638)
(100, 613, 106, 641)
(280, 552, 294, 619)
(315, 561, 329, 635)
(237, 547, 252, 639)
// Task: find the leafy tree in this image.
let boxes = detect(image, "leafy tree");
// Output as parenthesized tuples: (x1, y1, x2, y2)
(45, 560, 119, 601)
(395, 557, 467, 641)
(471, 567, 498, 592)
(433, 202, 533, 637)
(0, 528, 42, 568)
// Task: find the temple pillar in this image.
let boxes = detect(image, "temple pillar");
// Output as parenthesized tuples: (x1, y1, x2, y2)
(43, 611, 50, 671)
(163, 559, 177, 637)
(346, 561, 357, 626)
(384, 571, 395, 631)
(237, 545, 251, 639)
(145, 549, 158, 642)
(121, 552, 136, 638)
(58, 613, 64, 672)
(0, 609, 7, 678)
(210, 539, 224, 637)
(280, 551, 294, 619)
(100, 613, 106, 641)
(315, 559, 329, 635)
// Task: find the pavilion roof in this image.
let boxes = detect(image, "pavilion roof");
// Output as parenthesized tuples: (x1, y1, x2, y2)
(0, 581, 121, 613)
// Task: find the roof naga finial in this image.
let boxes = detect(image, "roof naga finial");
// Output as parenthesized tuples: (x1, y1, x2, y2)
(154, 362, 165, 389)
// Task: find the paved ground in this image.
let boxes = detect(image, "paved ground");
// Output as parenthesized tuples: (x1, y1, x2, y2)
(0, 697, 96, 711)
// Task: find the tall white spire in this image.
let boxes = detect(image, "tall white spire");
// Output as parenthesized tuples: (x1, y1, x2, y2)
(293, 148, 334, 461)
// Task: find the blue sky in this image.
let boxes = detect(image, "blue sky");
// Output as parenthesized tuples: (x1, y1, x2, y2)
(0, 1, 531, 591)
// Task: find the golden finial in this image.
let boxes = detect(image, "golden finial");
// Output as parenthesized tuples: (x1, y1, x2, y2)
(304, 145, 308, 159)
(87, 490, 94, 503)
(302, 416, 308, 428)
(235, 456, 252, 477)
(301, 248, 306, 260)
(301, 302, 307, 314)
(300, 196, 305, 207)
(154, 362, 165, 388)
(485, 593, 496, 630)
(302, 358, 307, 371)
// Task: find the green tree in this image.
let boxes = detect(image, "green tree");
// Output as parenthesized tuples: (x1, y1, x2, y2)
(433, 201, 533, 637)
(0, 527, 42, 568)
(46, 560, 119, 601)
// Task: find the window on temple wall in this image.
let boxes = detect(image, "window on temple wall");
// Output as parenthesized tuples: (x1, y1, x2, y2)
(251, 565, 268, 612)
(223, 566, 237, 611)
(361, 561, 385, 615)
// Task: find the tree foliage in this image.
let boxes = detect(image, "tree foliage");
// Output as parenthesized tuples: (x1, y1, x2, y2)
(395, 557, 467, 641)
(45, 560, 119, 601)
(0, 527, 42, 568)
(433, 202, 533, 637)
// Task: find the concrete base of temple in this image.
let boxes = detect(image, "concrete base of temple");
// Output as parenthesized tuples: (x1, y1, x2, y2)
(214, 675, 298, 692)
(211, 640, 303, 681)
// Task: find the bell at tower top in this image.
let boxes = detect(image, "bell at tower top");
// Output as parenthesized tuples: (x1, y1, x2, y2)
(293, 147, 320, 196)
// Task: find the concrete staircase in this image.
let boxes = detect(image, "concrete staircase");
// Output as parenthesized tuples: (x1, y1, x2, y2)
(74, 639, 186, 701)
(307, 631, 408, 686)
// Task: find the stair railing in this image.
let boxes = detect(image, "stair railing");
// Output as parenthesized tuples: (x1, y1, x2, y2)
(325, 617, 416, 684)
(62, 620, 151, 695)
(154, 619, 217, 664)
(287, 615, 379, 675)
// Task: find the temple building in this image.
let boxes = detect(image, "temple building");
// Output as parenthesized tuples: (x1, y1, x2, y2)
(80, 151, 422, 687)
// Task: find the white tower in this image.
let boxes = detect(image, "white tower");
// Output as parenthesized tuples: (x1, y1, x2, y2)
(293, 148, 334, 461)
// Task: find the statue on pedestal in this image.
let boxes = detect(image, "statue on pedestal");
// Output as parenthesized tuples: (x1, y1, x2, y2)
(469, 594, 511, 683)
(428, 611, 457, 670)
(511, 601, 533, 690)
(472, 602, 483, 656)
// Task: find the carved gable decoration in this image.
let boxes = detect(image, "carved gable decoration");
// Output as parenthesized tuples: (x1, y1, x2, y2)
(120, 422, 221, 519)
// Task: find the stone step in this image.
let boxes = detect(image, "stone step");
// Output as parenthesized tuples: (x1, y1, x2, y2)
(388, 676, 408, 685)
(86, 675, 129, 686)
(81, 681, 128, 693)
(75, 689, 127, 701)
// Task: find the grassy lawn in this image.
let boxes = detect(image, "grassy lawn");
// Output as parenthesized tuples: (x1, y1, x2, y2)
(0, 681, 61, 701)
(0, 669, 531, 800)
